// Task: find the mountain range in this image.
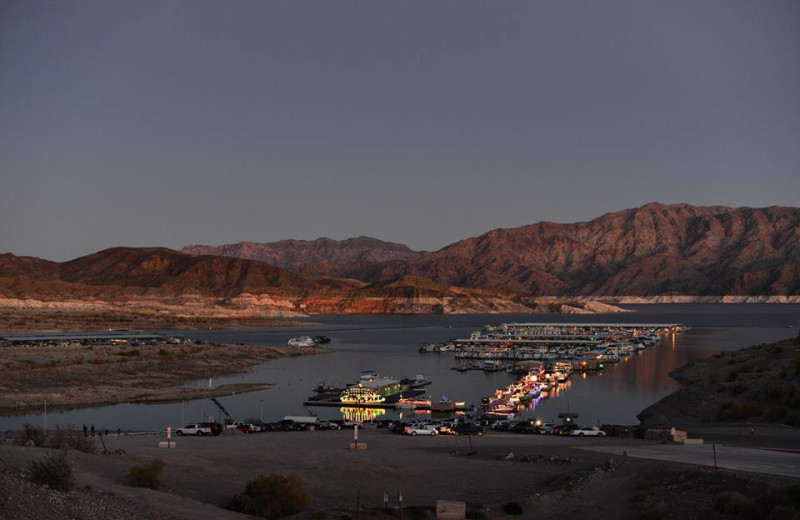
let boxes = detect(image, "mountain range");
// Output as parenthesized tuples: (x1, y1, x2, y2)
(182, 203, 800, 297)
(1, 203, 797, 318)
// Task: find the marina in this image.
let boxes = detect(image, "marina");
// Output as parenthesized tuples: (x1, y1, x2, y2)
(1, 307, 797, 431)
(421, 322, 685, 367)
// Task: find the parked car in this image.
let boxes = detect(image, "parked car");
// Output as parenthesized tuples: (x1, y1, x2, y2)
(404, 423, 438, 436)
(435, 422, 457, 435)
(236, 424, 256, 434)
(317, 420, 341, 430)
(174, 424, 212, 436)
(491, 420, 512, 431)
(510, 420, 536, 434)
(552, 424, 580, 436)
(569, 426, 606, 437)
(226, 421, 251, 430)
(453, 422, 485, 436)
(535, 422, 555, 435)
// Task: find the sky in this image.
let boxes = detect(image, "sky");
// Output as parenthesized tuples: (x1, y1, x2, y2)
(1, 1, 799, 261)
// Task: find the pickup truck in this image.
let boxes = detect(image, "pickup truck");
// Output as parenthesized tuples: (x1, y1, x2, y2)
(175, 424, 212, 436)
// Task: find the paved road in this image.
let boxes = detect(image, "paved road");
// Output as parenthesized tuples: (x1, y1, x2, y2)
(581, 443, 800, 479)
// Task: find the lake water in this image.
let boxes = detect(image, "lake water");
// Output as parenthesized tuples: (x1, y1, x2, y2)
(2, 304, 798, 432)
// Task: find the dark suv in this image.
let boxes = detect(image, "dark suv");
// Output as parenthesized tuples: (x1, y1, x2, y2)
(454, 422, 486, 436)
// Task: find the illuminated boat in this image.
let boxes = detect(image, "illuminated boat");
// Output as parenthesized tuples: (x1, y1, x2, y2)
(340, 385, 386, 404)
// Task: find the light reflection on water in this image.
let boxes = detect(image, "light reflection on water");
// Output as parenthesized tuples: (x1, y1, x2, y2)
(2, 305, 798, 431)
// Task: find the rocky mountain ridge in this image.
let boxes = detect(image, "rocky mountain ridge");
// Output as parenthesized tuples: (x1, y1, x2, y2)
(180, 203, 800, 296)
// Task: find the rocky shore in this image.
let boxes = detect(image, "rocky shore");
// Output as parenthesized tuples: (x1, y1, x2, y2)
(639, 336, 800, 427)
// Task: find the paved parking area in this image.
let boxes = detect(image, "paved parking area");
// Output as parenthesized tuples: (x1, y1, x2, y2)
(581, 443, 800, 479)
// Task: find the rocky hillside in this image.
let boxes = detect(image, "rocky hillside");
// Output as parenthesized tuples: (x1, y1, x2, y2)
(181, 236, 423, 279)
(379, 203, 800, 296)
(0, 248, 528, 315)
(639, 337, 800, 427)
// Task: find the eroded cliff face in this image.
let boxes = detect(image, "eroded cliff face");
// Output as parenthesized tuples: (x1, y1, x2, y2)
(377, 203, 800, 296)
(0, 248, 543, 317)
(1, 204, 796, 321)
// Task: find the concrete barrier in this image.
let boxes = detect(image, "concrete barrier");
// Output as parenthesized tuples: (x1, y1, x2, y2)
(436, 500, 466, 520)
(683, 438, 704, 445)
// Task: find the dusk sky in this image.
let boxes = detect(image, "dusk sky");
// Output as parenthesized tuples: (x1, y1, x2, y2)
(2, 1, 799, 261)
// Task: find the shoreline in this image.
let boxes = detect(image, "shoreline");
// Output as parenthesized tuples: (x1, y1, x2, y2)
(3, 297, 799, 334)
(0, 342, 328, 416)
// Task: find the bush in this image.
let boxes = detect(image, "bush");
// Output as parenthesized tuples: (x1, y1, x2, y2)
(18, 422, 45, 447)
(715, 491, 755, 516)
(228, 474, 310, 519)
(717, 400, 762, 421)
(785, 411, 800, 427)
(730, 382, 749, 396)
(48, 425, 95, 453)
(28, 453, 73, 491)
(767, 406, 790, 421)
(501, 502, 523, 516)
(127, 459, 165, 489)
(637, 501, 669, 520)
(768, 505, 800, 520)
(767, 384, 800, 408)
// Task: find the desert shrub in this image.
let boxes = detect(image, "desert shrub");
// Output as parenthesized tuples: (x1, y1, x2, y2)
(785, 411, 800, 427)
(767, 406, 790, 421)
(227, 474, 310, 519)
(767, 384, 800, 408)
(726, 370, 740, 382)
(465, 505, 487, 520)
(126, 459, 165, 489)
(48, 425, 95, 453)
(768, 506, 800, 520)
(501, 502, 523, 516)
(157, 348, 171, 357)
(18, 422, 45, 446)
(717, 400, 762, 421)
(715, 491, 755, 516)
(404, 506, 435, 520)
(730, 382, 749, 396)
(28, 453, 73, 491)
(637, 501, 669, 520)
(770, 484, 800, 510)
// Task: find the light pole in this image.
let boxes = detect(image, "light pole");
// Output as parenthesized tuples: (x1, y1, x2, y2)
(260, 400, 264, 424)
(181, 401, 185, 426)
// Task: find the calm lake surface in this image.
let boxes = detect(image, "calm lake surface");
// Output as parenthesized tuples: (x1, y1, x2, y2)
(2, 304, 798, 432)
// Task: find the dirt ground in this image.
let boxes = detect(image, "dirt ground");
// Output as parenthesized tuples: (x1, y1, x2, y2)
(0, 307, 307, 333)
(0, 343, 326, 413)
(1, 428, 798, 520)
